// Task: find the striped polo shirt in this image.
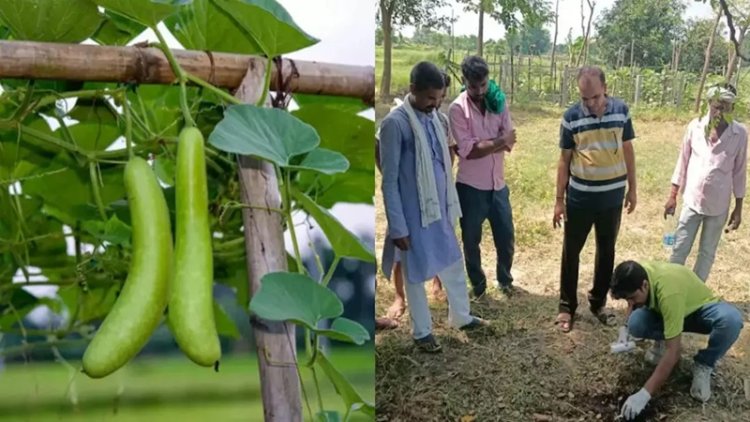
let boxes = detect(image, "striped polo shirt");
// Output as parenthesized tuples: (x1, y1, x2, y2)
(560, 96, 635, 210)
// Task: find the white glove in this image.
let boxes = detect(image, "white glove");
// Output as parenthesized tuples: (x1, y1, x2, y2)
(620, 388, 651, 420)
(611, 326, 636, 353)
(617, 326, 629, 343)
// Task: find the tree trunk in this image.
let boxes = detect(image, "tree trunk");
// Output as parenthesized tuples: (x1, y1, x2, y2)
(235, 61, 302, 422)
(550, 0, 560, 83)
(478, 7, 484, 56)
(379, 3, 393, 101)
(575, 0, 595, 67)
(726, 29, 746, 82)
(0, 40, 373, 101)
(694, 9, 722, 112)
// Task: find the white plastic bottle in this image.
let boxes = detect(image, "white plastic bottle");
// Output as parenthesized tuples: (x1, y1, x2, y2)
(662, 214, 676, 252)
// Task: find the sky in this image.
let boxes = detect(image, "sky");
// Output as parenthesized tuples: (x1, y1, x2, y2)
(401, 0, 716, 41)
(12, 0, 378, 321)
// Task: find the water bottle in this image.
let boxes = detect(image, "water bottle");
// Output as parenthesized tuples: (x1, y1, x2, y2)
(662, 215, 676, 252)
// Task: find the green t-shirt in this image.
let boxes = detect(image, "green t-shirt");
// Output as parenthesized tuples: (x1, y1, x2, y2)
(641, 260, 721, 339)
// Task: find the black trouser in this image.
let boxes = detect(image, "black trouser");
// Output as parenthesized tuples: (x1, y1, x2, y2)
(559, 205, 621, 315)
(456, 182, 515, 296)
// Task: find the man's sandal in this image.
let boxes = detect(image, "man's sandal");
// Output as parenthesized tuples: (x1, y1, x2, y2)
(555, 313, 574, 333)
(414, 334, 442, 353)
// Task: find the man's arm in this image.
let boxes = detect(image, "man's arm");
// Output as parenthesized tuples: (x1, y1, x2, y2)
(644, 335, 681, 395)
(666, 125, 693, 216)
(379, 117, 409, 242)
(553, 149, 573, 228)
(728, 130, 747, 231)
(449, 104, 507, 160)
(623, 140, 637, 213)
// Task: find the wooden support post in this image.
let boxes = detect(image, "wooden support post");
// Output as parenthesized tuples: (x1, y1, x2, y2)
(235, 62, 302, 421)
(634, 74, 642, 107)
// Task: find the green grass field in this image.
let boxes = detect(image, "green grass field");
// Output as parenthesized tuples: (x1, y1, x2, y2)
(0, 348, 373, 422)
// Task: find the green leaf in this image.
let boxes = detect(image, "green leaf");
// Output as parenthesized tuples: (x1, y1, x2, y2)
(92, 10, 148, 46)
(164, 0, 263, 54)
(92, 0, 188, 27)
(0, 0, 103, 43)
(301, 170, 375, 208)
(214, 260, 249, 310)
(0, 289, 39, 330)
(288, 148, 349, 175)
(59, 284, 120, 324)
(292, 107, 375, 172)
(316, 352, 375, 418)
(248, 272, 342, 330)
(293, 94, 370, 115)
(212, 0, 318, 56)
(22, 153, 126, 225)
(208, 105, 319, 165)
(213, 300, 240, 339)
(315, 411, 341, 422)
(154, 156, 176, 186)
(126, 84, 184, 139)
(291, 188, 375, 263)
(81, 214, 132, 247)
(316, 317, 370, 345)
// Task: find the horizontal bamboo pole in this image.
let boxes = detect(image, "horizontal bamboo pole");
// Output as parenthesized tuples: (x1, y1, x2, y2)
(0, 40, 374, 104)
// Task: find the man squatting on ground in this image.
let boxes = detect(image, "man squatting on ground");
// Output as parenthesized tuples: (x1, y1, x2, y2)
(610, 260, 744, 420)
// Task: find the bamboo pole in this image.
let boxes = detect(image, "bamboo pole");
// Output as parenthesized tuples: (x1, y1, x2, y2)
(0, 40, 374, 104)
(235, 61, 302, 421)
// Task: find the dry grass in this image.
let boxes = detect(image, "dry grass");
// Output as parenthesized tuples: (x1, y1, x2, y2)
(374, 104, 750, 421)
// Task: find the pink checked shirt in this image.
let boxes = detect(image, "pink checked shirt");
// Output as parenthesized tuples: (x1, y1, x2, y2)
(671, 115, 748, 216)
(448, 91, 514, 191)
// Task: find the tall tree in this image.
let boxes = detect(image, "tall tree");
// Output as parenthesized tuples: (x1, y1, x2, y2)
(377, 0, 447, 101)
(723, 0, 750, 82)
(575, 0, 595, 66)
(550, 0, 561, 78)
(595, 0, 684, 68)
(695, 8, 723, 112)
(680, 17, 728, 73)
(456, 0, 551, 56)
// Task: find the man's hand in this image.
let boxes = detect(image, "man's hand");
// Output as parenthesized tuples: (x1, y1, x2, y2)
(620, 388, 651, 420)
(624, 190, 637, 214)
(726, 207, 742, 232)
(553, 199, 565, 229)
(393, 236, 410, 251)
(500, 129, 517, 152)
(664, 195, 677, 219)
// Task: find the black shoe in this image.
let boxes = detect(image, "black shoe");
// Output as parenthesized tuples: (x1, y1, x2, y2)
(414, 334, 442, 353)
(460, 316, 489, 331)
(500, 285, 514, 297)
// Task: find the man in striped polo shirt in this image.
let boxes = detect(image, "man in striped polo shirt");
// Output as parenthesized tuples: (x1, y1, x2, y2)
(553, 66, 638, 333)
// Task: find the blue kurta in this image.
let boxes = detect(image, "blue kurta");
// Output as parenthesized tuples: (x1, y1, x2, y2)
(379, 105, 461, 285)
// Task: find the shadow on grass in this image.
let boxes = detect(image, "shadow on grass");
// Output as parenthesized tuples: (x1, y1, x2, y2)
(375, 285, 750, 422)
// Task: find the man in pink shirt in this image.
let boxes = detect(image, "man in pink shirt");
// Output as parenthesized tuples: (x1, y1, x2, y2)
(664, 83, 747, 282)
(448, 55, 517, 298)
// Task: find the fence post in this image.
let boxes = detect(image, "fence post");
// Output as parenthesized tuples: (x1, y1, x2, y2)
(675, 74, 685, 108)
(634, 74, 642, 107)
(527, 56, 531, 96)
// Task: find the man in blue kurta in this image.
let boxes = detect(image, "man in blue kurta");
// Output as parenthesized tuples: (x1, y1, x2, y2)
(379, 61, 486, 353)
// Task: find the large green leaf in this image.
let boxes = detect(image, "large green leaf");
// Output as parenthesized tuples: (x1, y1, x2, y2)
(288, 148, 349, 175)
(92, 10, 148, 46)
(58, 284, 120, 324)
(291, 189, 375, 263)
(248, 272, 342, 330)
(0, 0, 103, 43)
(316, 317, 370, 345)
(22, 153, 126, 226)
(208, 105, 319, 165)
(292, 107, 375, 172)
(316, 352, 375, 418)
(0, 289, 40, 330)
(213, 300, 240, 339)
(81, 214, 132, 247)
(300, 170, 375, 208)
(92, 0, 189, 27)
(164, 0, 263, 54)
(213, 0, 318, 56)
(293, 94, 370, 115)
(126, 84, 185, 140)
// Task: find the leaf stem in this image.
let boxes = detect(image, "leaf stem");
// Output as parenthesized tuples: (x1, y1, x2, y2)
(185, 73, 242, 105)
(321, 255, 341, 287)
(152, 25, 196, 128)
(283, 170, 304, 274)
(89, 161, 107, 221)
(258, 57, 273, 107)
